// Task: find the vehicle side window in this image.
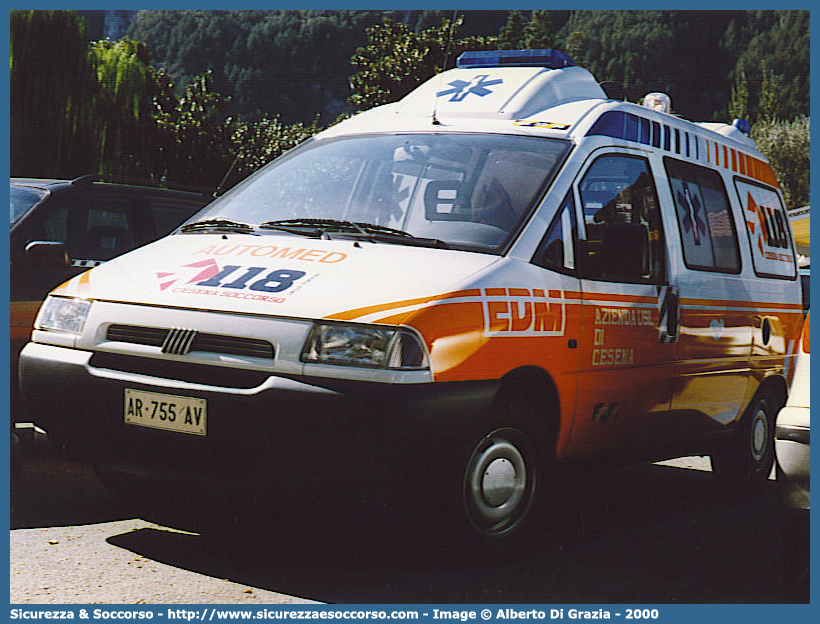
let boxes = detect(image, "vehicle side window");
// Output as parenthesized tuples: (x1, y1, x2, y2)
(733, 177, 796, 279)
(80, 199, 138, 260)
(10, 186, 46, 223)
(665, 157, 741, 273)
(578, 155, 667, 283)
(26, 197, 138, 262)
(148, 199, 203, 237)
(28, 205, 68, 243)
(533, 192, 576, 272)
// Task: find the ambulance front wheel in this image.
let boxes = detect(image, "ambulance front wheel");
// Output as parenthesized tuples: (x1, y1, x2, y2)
(710, 390, 778, 486)
(455, 398, 555, 551)
(462, 427, 536, 539)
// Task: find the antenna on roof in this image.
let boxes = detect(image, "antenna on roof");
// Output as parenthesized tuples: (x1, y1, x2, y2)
(431, 10, 459, 126)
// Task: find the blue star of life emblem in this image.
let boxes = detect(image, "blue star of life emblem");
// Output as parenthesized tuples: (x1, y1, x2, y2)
(436, 74, 504, 102)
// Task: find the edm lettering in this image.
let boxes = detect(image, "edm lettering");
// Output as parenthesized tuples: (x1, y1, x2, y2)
(484, 287, 565, 336)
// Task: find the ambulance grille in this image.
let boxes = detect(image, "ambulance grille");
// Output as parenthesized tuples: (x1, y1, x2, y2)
(106, 324, 275, 359)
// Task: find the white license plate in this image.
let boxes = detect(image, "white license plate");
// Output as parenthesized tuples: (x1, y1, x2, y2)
(124, 389, 207, 436)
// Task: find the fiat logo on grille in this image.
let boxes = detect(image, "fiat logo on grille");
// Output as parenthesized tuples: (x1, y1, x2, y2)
(161, 328, 198, 355)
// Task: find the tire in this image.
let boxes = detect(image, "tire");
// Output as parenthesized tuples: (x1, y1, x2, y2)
(449, 394, 556, 554)
(710, 391, 778, 486)
(462, 426, 537, 538)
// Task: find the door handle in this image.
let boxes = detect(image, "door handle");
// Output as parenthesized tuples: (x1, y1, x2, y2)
(658, 285, 679, 343)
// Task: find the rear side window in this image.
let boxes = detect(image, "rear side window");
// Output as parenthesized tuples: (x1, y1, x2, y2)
(10, 185, 47, 224)
(664, 158, 741, 274)
(734, 178, 796, 279)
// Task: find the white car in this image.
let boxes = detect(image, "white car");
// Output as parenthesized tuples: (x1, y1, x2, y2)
(776, 310, 810, 510)
(775, 309, 809, 601)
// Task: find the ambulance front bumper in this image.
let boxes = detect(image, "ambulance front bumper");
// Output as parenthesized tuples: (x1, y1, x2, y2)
(19, 342, 497, 499)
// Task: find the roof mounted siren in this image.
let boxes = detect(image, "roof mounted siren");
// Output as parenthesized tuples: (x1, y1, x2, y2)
(732, 118, 752, 135)
(642, 92, 672, 114)
(456, 49, 576, 69)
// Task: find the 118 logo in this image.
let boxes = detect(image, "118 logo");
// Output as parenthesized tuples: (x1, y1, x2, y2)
(196, 265, 306, 293)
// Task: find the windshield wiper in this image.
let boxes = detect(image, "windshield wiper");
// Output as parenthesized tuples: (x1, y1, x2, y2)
(260, 219, 449, 248)
(179, 218, 256, 234)
(259, 218, 351, 238)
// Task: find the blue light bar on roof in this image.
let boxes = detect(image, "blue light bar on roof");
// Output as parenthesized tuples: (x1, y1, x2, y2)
(456, 49, 576, 69)
(732, 118, 751, 135)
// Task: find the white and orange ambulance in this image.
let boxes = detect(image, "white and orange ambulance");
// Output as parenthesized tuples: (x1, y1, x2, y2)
(19, 50, 804, 548)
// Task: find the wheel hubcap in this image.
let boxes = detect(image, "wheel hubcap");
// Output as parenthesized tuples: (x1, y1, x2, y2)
(750, 408, 769, 462)
(482, 457, 517, 507)
(464, 432, 533, 535)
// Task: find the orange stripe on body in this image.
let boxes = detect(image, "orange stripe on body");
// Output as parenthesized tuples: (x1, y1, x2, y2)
(325, 289, 481, 321)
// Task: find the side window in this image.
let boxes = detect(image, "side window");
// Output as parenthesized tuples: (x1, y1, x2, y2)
(148, 199, 202, 237)
(80, 198, 138, 260)
(533, 192, 576, 272)
(665, 158, 741, 273)
(27, 205, 69, 243)
(733, 178, 796, 279)
(578, 155, 667, 283)
(24, 196, 139, 262)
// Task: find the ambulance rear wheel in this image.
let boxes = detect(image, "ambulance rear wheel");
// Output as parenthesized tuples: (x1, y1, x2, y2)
(710, 391, 778, 486)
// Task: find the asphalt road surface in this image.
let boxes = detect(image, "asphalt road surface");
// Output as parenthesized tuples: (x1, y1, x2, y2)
(10, 443, 807, 605)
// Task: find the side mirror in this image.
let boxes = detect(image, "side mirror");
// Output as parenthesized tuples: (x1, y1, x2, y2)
(24, 241, 70, 269)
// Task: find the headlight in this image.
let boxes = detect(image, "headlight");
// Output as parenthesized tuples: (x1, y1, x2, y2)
(35, 296, 92, 334)
(302, 323, 429, 370)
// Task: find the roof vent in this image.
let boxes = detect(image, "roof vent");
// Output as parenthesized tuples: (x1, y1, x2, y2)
(600, 81, 625, 101)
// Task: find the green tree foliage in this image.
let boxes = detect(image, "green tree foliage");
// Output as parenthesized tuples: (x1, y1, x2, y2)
(410, 10, 510, 37)
(153, 71, 235, 187)
(566, 31, 585, 62)
(90, 38, 170, 178)
(10, 10, 98, 177)
(10, 10, 324, 189)
(758, 69, 781, 123)
(497, 11, 526, 50)
(523, 11, 555, 49)
(126, 10, 400, 124)
(121, 9, 807, 126)
(154, 70, 322, 189)
(726, 11, 809, 123)
(561, 11, 738, 122)
(348, 16, 497, 111)
(752, 117, 810, 210)
(729, 71, 750, 120)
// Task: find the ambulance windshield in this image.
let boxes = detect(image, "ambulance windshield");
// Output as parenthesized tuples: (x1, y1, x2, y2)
(194, 134, 569, 253)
